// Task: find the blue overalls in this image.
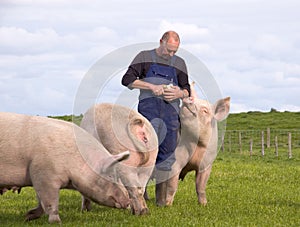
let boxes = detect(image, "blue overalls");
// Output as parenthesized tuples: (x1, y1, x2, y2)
(138, 50, 180, 171)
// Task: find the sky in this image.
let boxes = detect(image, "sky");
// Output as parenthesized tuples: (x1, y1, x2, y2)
(0, 0, 300, 116)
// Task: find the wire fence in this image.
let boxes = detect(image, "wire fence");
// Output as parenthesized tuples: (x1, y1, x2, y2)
(220, 128, 300, 158)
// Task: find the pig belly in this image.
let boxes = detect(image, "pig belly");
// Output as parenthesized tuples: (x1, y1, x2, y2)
(0, 166, 31, 187)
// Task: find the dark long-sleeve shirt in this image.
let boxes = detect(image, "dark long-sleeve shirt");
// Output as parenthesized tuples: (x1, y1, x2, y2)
(121, 49, 190, 95)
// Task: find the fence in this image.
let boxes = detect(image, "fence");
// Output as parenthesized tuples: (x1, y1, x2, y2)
(220, 128, 300, 158)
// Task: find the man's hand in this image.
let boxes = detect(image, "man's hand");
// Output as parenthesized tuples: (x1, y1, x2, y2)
(151, 84, 165, 96)
(163, 85, 183, 102)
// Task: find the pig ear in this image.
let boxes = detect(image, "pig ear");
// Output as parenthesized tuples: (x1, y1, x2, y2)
(103, 151, 130, 170)
(113, 151, 130, 162)
(214, 97, 231, 121)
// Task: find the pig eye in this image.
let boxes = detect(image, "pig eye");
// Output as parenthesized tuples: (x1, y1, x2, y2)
(201, 107, 209, 114)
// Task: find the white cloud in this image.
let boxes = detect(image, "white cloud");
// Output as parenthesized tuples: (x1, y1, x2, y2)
(249, 34, 292, 61)
(0, 0, 299, 115)
(159, 20, 210, 43)
(0, 27, 60, 54)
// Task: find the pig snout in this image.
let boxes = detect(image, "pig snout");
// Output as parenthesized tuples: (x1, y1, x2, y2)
(113, 196, 130, 209)
(109, 187, 130, 209)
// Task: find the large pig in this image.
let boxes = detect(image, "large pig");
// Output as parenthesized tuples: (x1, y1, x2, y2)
(80, 103, 158, 215)
(0, 112, 130, 224)
(156, 84, 230, 206)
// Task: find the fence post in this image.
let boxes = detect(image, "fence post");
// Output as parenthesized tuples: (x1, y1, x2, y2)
(261, 131, 265, 156)
(221, 133, 225, 152)
(249, 139, 253, 156)
(288, 132, 292, 158)
(267, 128, 270, 148)
(275, 136, 278, 157)
(239, 131, 242, 153)
(229, 133, 232, 152)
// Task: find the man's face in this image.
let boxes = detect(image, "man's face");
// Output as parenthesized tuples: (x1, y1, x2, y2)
(160, 38, 179, 59)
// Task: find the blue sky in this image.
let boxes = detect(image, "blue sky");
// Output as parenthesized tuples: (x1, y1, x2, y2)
(0, 0, 299, 116)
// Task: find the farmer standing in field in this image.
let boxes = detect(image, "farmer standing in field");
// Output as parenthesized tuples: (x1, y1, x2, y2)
(121, 30, 191, 206)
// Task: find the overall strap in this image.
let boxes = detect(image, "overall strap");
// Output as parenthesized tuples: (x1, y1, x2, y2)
(170, 55, 177, 67)
(151, 49, 157, 63)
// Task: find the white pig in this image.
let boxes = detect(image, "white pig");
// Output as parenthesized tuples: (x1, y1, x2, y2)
(80, 103, 158, 215)
(0, 112, 130, 224)
(155, 82, 230, 206)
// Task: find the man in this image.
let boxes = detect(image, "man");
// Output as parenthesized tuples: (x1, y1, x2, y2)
(121, 31, 190, 205)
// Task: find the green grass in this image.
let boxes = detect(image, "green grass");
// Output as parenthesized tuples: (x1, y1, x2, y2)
(1, 151, 299, 226)
(48, 114, 83, 126)
(226, 110, 300, 130)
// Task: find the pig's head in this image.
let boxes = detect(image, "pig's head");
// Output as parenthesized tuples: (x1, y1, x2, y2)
(180, 82, 230, 148)
(97, 151, 131, 209)
(97, 182, 130, 209)
(79, 148, 131, 209)
(180, 95, 230, 172)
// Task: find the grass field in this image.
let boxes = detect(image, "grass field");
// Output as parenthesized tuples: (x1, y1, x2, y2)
(0, 150, 299, 226)
(225, 110, 300, 130)
(1, 111, 298, 226)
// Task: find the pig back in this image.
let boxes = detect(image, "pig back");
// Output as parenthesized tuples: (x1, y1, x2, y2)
(0, 111, 115, 184)
(0, 112, 80, 186)
(81, 103, 158, 160)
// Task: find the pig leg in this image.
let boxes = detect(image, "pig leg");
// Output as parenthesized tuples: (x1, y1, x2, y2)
(144, 187, 150, 200)
(155, 171, 180, 207)
(81, 196, 92, 211)
(155, 170, 170, 206)
(30, 174, 61, 223)
(38, 187, 61, 223)
(0, 188, 8, 195)
(165, 173, 180, 206)
(195, 165, 212, 205)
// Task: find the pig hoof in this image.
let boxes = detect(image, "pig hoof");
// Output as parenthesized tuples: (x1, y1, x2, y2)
(165, 200, 173, 207)
(48, 214, 61, 224)
(81, 198, 92, 212)
(199, 198, 207, 206)
(81, 204, 92, 212)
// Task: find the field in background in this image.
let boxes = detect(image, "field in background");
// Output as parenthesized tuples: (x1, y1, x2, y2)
(49, 109, 300, 130)
(225, 110, 300, 130)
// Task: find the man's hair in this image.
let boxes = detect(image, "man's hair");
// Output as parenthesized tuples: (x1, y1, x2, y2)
(161, 31, 180, 43)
